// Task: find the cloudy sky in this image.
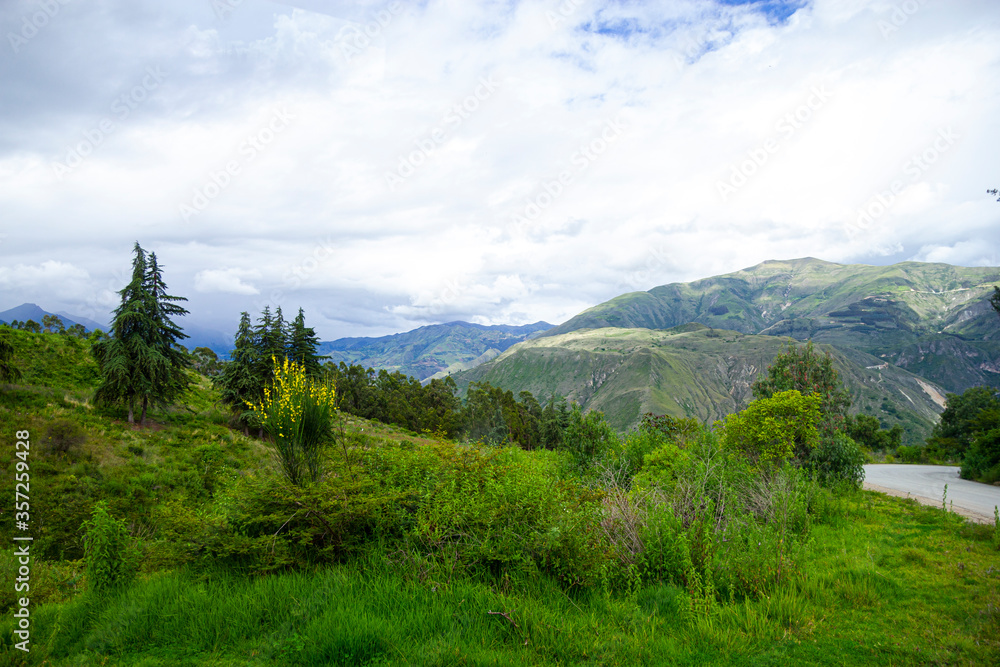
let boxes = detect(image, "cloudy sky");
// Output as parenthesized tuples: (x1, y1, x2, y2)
(1, 0, 998, 342)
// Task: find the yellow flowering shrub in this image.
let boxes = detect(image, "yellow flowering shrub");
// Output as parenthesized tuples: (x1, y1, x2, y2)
(247, 357, 336, 485)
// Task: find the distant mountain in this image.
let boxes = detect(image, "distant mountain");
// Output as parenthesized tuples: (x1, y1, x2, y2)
(183, 325, 234, 357)
(453, 324, 945, 445)
(544, 259, 1000, 394)
(319, 321, 553, 381)
(0, 303, 103, 332)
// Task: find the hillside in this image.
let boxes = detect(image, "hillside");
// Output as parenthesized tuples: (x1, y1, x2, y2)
(0, 302, 105, 332)
(454, 324, 944, 444)
(543, 259, 1000, 394)
(318, 320, 552, 381)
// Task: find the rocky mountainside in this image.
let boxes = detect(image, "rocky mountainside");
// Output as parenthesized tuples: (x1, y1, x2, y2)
(454, 324, 944, 444)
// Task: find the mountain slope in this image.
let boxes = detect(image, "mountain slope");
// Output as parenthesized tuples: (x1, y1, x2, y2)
(318, 321, 553, 381)
(454, 324, 944, 444)
(544, 259, 1000, 393)
(0, 303, 103, 331)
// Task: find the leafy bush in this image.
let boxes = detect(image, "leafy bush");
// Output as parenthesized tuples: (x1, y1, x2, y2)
(896, 444, 923, 463)
(562, 406, 619, 471)
(807, 432, 865, 488)
(82, 502, 136, 595)
(717, 390, 821, 468)
(42, 418, 87, 454)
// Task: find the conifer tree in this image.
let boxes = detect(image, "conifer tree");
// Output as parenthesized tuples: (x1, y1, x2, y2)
(214, 311, 260, 433)
(139, 252, 190, 422)
(288, 307, 322, 376)
(93, 243, 189, 424)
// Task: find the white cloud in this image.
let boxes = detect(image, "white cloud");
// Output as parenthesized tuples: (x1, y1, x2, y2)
(0, 261, 91, 297)
(2, 0, 999, 339)
(194, 268, 260, 294)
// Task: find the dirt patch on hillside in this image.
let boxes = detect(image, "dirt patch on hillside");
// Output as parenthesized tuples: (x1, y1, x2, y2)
(916, 379, 947, 409)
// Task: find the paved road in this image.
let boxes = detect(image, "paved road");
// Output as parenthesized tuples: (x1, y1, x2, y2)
(863, 464, 1000, 523)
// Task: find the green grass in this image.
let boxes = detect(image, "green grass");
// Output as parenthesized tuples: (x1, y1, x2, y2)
(2, 490, 997, 666)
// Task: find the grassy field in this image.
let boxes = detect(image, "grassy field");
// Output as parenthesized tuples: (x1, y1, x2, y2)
(2, 490, 998, 665)
(1, 329, 998, 665)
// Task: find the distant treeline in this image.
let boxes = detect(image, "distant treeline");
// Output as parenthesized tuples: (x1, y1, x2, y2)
(327, 363, 573, 447)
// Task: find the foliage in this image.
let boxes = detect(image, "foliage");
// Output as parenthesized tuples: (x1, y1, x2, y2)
(752, 341, 850, 433)
(214, 311, 261, 432)
(247, 357, 337, 486)
(42, 418, 87, 454)
(92, 243, 190, 424)
(959, 404, 1000, 484)
(289, 307, 323, 377)
(189, 346, 223, 376)
(806, 432, 866, 488)
(845, 413, 902, 452)
(82, 502, 136, 596)
(927, 386, 1000, 460)
(562, 404, 619, 470)
(0, 325, 22, 383)
(718, 390, 822, 468)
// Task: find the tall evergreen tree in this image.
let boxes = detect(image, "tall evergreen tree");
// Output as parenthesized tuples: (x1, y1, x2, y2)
(93, 243, 190, 425)
(139, 252, 190, 423)
(214, 312, 261, 434)
(288, 307, 322, 376)
(93, 243, 152, 423)
(256, 306, 289, 364)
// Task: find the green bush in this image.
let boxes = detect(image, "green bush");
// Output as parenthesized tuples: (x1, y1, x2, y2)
(562, 406, 618, 471)
(717, 390, 821, 468)
(246, 357, 336, 486)
(896, 444, 923, 463)
(82, 502, 136, 595)
(807, 432, 865, 488)
(42, 418, 87, 454)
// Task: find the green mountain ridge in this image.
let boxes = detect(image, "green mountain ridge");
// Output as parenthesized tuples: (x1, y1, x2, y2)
(318, 320, 553, 381)
(544, 258, 1000, 393)
(453, 324, 944, 445)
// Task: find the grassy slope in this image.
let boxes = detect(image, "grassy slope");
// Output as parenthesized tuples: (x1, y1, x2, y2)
(545, 259, 1000, 394)
(454, 325, 942, 443)
(1, 329, 998, 665)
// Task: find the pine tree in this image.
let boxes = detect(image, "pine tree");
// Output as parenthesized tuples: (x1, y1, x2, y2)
(140, 252, 190, 422)
(93, 243, 189, 425)
(214, 312, 260, 433)
(93, 243, 152, 423)
(253, 306, 283, 385)
(288, 307, 322, 376)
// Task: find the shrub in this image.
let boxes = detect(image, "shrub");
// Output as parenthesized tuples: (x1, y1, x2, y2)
(562, 406, 619, 471)
(246, 357, 336, 486)
(42, 418, 87, 454)
(82, 502, 135, 595)
(896, 445, 923, 463)
(807, 432, 865, 488)
(717, 390, 821, 468)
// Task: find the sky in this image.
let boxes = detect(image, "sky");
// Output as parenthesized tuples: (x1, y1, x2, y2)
(1, 0, 998, 343)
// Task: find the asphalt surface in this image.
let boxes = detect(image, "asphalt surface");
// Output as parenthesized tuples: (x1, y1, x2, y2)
(863, 464, 1000, 523)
